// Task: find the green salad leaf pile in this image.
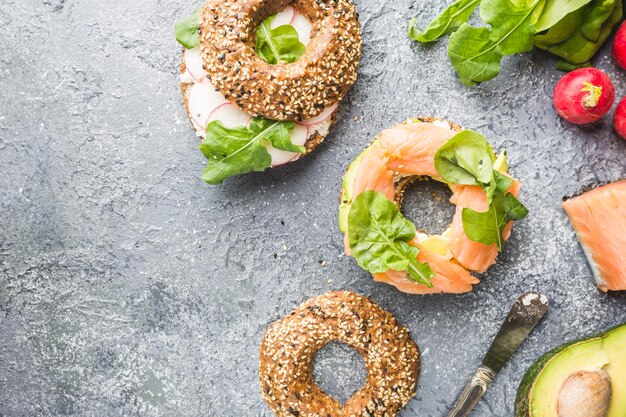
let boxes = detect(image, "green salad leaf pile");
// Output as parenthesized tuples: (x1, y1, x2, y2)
(200, 118, 305, 184)
(348, 191, 435, 286)
(434, 130, 528, 250)
(409, 0, 623, 85)
(256, 16, 306, 64)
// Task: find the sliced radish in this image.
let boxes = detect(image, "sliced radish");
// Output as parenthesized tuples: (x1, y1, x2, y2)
(187, 79, 228, 131)
(184, 47, 207, 81)
(267, 124, 309, 166)
(290, 13, 312, 45)
(271, 6, 295, 29)
(208, 102, 252, 128)
(299, 103, 338, 126)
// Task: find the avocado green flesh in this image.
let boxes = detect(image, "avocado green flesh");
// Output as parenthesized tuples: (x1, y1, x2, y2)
(525, 324, 626, 417)
(338, 147, 370, 234)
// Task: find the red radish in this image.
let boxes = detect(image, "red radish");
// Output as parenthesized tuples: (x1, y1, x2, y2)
(271, 6, 295, 29)
(268, 124, 309, 166)
(207, 102, 252, 128)
(299, 103, 338, 126)
(187, 79, 228, 132)
(613, 97, 626, 139)
(612, 21, 626, 70)
(290, 13, 312, 44)
(183, 47, 207, 81)
(553, 68, 615, 124)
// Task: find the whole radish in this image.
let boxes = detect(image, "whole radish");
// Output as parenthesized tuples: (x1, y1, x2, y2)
(612, 21, 626, 70)
(553, 68, 615, 124)
(613, 97, 626, 139)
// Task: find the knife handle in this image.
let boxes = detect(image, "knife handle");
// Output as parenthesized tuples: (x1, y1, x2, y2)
(447, 366, 496, 417)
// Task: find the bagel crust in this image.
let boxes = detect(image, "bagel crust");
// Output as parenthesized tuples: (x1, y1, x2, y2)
(199, 0, 362, 122)
(259, 291, 419, 417)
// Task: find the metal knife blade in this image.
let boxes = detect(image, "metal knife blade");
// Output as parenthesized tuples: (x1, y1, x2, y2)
(447, 292, 549, 417)
(482, 291, 549, 373)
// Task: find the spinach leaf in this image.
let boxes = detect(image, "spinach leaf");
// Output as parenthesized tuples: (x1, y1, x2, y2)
(200, 117, 304, 184)
(408, 0, 481, 43)
(581, 0, 617, 41)
(555, 60, 591, 71)
(435, 131, 528, 250)
(348, 191, 434, 286)
(535, 0, 622, 64)
(434, 130, 495, 186)
(533, 0, 591, 32)
(462, 192, 528, 250)
(175, 7, 202, 49)
(256, 16, 306, 64)
(447, 0, 542, 85)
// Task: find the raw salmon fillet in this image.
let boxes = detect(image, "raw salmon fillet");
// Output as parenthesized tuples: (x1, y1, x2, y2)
(563, 180, 626, 292)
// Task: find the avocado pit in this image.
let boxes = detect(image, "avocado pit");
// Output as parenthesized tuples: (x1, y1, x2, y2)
(557, 370, 612, 417)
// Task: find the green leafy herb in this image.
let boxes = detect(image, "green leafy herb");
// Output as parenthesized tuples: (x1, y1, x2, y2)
(435, 131, 528, 249)
(434, 130, 495, 186)
(256, 16, 306, 64)
(175, 7, 201, 49)
(410, 0, 620, 83)
(462, 192, 528, 250)
(348, 191, 434, 286)
(535, 0, 622, 64)
(448, 0, 541, 86)
(408, 0, 481, 42)
(533, 0, 592, 32)
(555, 60, 591, 71)
(200, 117, 305, 184)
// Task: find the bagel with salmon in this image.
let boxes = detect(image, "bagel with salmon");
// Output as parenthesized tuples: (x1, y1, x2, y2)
(339, 117, 528, 294)
(175, 0, 362, 184)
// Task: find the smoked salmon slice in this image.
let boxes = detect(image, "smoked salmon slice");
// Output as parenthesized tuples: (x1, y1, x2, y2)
(563, 180, 626, 292)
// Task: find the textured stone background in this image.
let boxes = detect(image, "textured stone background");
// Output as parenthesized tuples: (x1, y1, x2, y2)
(1, 0, 625, 416)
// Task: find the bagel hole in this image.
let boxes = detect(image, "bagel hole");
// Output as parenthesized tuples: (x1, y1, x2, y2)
(313, 342, 366, 405)
(400, 177, 455, 235)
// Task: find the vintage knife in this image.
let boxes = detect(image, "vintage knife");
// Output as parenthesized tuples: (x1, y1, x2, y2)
(447, 292, 549, 417)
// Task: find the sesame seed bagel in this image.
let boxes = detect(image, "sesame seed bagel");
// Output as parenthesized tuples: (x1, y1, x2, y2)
(260, 291, 419, 417)
(199, 0, 362, 122)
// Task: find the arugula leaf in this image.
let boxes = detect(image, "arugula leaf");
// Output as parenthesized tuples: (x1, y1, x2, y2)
(448, 0, 542, 86)
(348, 191, 434, 286)
(462, 192, 528, 250)
(408, 0, 481, 43)
(434, 130, 495, 186)
(200, 117, 305, 184)
(175, 7, 202, 49)
(256, 16, 306, 64)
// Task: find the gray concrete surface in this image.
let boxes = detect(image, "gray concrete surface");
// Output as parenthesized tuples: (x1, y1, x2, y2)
(1, 0, 625, 416)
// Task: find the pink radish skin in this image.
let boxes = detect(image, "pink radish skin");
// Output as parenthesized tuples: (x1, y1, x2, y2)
(271, 6, 295, 29)
(208, 103, 252, 129)
(187, 79, 228, 132)
(290, 13, 312, 44)
(268, 124, 309, 166)
(299, 103, 338, 126)
(613, 97, 626, 139)
(184, 47, 207, 81)
(612, 21, 626, 70)
(553, 68, 615, 124)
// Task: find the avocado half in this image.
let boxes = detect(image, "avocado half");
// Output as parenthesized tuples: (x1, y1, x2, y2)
(515, 323, 626, 417)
